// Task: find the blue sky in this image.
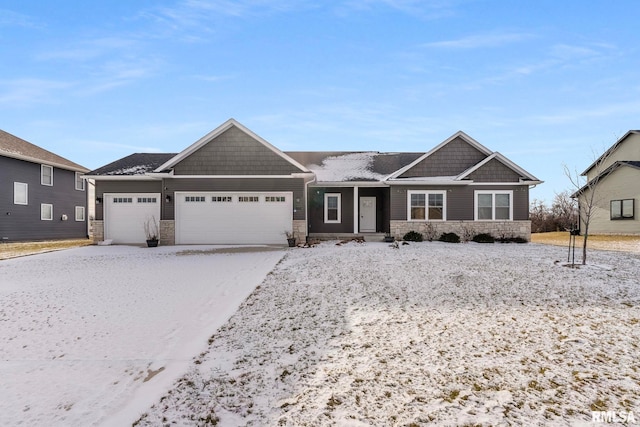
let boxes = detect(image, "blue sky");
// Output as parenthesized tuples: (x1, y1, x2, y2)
(2, 0, 639, 204)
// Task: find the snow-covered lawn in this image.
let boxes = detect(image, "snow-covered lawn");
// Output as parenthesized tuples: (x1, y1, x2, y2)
(135, 241, 640, 427)
(0, 245, 285, 427)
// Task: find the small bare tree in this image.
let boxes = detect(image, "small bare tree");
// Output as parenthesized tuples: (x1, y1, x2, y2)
(564, 147, 614, 265)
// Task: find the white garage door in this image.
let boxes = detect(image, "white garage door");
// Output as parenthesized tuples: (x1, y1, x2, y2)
(175, 192, 292, 244)
(104, 193, 161, 244)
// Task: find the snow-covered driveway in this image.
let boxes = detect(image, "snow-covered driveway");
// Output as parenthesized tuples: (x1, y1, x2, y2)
(0, 245, 285, 426)
(135, 241, 640, 426)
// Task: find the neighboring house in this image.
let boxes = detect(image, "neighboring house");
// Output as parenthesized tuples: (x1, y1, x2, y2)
(573, 130, 640, 235)
(85, 119, 542, 245)
(0, 129, 90, 242)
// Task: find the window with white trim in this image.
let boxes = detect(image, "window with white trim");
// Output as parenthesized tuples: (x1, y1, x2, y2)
(75, 206, 85, 221)
(41, 165, 53, 186)
(475, 190, 513, 220)
(324, 193, 341, 223)
(238, 196, 259, 202)
(212, 196, 232, 202)
(75, 172, 85, 191)
(14, 182, 28, 205)
(265, 196, 286, 202)
(185, 196, 205, 202)
(611, 199, 634, 220)
(41, 203, 53, 221)
(408, 191, 445, 220)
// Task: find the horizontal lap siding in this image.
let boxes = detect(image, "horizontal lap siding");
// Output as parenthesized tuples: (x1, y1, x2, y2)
(391, 185, 530, 221)
(307, 187, 354, 233)
(94, 181, 162, 221)
(163, 178, 306, 221)
(0, 156, 87, 241)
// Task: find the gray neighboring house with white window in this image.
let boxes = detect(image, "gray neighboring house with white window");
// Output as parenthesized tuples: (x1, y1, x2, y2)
(86, 119, 542, 245)
(0, 129, 90, 242)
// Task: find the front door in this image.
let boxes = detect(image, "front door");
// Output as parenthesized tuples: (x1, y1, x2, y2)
(359, 197, 376, 232)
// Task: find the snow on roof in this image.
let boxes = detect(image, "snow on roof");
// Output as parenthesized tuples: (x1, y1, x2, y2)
(308, 152, 387, 182)
(104, 164, 157, 175)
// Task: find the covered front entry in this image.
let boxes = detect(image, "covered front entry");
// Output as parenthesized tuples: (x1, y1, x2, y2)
(175, 191, 293, 244)
(104, 193, 161, 244)
(359, 196, 377, 232)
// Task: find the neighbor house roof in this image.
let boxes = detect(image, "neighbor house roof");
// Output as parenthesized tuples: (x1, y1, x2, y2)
(572, 160, 640, 198)
(0, 129, 89, 172)
(86, 153, 177, 177)
(581, 130, 640, 175)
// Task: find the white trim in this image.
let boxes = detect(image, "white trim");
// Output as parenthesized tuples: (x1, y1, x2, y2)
(474, 190, 513, 221)
(154, 119, 311, 173)
(41, 203, 53, 221)
(149, 174, 303, 179)
(407, 190, 447, 221)
(309, 181, 388, 188)
(75, 172, 85, 191)
(456, 152, 541, 182)
(324, 193, 341, 223)
(467, 181, 542, 186)
(82, 175, 160, 181)
(386, 131, 494, 180)
(75, 206, 85, 221)
(353, 186, 359, 233)
(41, 164, 53, 186)
(13, 182, 28, 205)
(387, 179, 470, 186)
(0, 150, 89, 173)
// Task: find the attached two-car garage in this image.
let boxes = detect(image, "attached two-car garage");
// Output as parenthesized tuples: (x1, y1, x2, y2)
(175, 192, 292, 244)
(103, 191, 293, 245)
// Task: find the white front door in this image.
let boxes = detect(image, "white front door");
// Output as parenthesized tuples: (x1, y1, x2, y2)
(359, 197, 376, 232)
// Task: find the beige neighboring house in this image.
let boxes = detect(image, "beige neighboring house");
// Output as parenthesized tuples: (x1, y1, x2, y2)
(574, 130, 640, 235)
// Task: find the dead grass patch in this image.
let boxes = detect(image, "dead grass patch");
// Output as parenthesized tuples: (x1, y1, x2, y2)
(531, 232, 640, 254)
(0, 239, 92, 260)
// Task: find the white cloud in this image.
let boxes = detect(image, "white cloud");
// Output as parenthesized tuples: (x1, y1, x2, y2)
(0, 78, 72, 107)
(424, 32, 534, 49)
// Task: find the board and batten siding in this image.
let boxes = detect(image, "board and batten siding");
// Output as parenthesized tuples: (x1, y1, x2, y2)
(172, 126, 304, 176)
(163, 177, 306, 221)
(399, 137, 487, 178)
(0, 156, 87, 241)
(390, 185, 530, 221)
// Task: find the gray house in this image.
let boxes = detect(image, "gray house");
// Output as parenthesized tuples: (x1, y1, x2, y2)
(85, 119, 542, 245)
(0, 129, 89, 242)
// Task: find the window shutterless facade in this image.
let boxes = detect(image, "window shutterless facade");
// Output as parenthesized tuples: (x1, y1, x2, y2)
(41, 164, 53, 186)
(611, 199, 634, 220)
(407, 191, 445, 220)
(14, 182, 28, 205)
(41, 203, 53, 221)
(75, 172, 85, 191)
(324, 193, 341, 223)
(75, 206, 85, 221)
(474, 190, 513, 220)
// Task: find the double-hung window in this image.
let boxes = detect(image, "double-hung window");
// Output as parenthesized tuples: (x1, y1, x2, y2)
(14, 182, 28, 205)
(611, 199, 634, 220)
(75, 206, 85, 221)
(41, 203, 53, 221)
(408, 191, 445, 220)
(75, 172, 85, 191)
(475, 190, 513, 220)
(41, 165, 53, 186)
(324, 193, 341, 223)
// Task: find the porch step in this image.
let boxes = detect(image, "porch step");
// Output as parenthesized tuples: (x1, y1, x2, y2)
(308, 233, 389, 242)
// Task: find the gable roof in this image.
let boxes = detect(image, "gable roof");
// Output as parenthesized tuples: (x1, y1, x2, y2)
(386, 131, 493, 180)
(286, 151, 423, 183)
(572, 160, 640, 198)
(581, 130, 640, 175)
(86, 153, 177, 177)
(0, 129, 89, 172)
(154, 118, 310, 174)
(456, 152, 541, 182)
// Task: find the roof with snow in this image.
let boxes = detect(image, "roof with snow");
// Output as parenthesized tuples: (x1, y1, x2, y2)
(87, 153, 177, 176)
(286, 151, 423, 182)
(0, 129, 89, 172)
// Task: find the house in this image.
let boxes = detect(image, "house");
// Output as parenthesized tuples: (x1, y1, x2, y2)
(0, 129, 90, 242)
(85, 119, 542, 245)
(574, 130, 640, 235)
